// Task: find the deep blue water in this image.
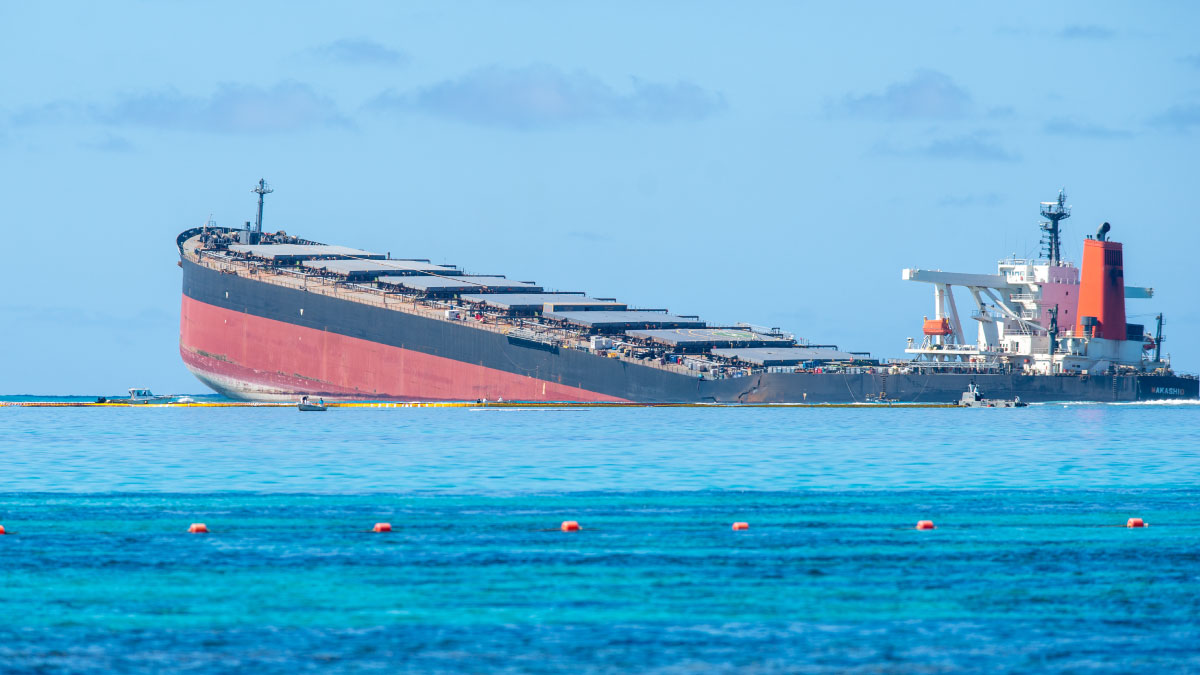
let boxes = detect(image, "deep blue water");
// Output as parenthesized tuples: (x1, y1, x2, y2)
(2, 403, 1200, 672)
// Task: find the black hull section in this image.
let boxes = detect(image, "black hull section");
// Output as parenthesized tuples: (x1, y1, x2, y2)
(699, 371, 1198, 404)
(182, 260, 1199, 403)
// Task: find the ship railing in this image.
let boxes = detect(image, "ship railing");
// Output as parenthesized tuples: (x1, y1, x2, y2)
(277, 267, 315, 280)
(902, 360, 1007, 372)
(507, 327, 560, 346)
(912, 343, 980, 352)
(1009, 293, 1037, 303)
(1001, 326, 1081, 338)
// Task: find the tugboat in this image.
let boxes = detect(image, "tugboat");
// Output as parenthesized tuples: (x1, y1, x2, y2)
(957, 383, 1027, 408)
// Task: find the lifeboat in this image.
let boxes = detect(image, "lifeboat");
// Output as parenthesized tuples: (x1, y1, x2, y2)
(923, 318, 953, 336)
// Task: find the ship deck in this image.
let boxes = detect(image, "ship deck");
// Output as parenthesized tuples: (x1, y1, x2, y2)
(181, 234, 769, 382)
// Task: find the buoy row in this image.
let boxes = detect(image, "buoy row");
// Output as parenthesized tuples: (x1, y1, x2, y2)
(0, 519, 1155, 535)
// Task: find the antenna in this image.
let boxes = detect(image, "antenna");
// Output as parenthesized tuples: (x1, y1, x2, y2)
(1039, 188, 1071, 264)
(1048, 304, 1059, 356)
(251, 178, 274, 243)
(1154, 313, 1164, 362)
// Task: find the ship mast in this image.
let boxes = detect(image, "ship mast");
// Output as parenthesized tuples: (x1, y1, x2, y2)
(1154, 313, 1165, 362)
(251, 178, 274, 244)
(1048, 304, 1059, 357)
(1039, 189, 1070, 264)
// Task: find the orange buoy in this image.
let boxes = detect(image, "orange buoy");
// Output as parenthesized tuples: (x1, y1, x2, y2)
(0, 524, 6, 535)
(373, 522, 392, 533)
(915, 520, 936, 530)
(561, 520, 580, 532)
(188, 523, 209, 533)
(1127, 518, 1147, 528)
(731, 522, 749, 531)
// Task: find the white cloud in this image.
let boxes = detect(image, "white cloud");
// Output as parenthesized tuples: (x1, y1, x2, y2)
(833, 70, 973, 120)
(13, 82, 348, 134)
(874, 131, 1019, 162)
(369, 64, 725, 129)
(1153, 103, 1200, 132)
(1058, 25, 1116, 40)
(306, 38, 407, 67)
(1043, 118, 1132, 139)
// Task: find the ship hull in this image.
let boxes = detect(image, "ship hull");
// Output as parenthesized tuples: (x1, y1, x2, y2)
(180, 260, 1198, 403)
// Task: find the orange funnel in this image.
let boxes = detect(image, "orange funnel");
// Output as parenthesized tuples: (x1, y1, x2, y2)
(1075, 238, 1126, 340)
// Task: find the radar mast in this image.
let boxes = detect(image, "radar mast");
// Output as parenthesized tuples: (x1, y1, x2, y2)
(251, 178, 274, 244)
(1039, 189, 1070, 264)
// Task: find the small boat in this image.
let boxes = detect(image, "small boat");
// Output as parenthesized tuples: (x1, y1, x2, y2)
(99, 388, 177, 405)
(298, 396, 327, 411)
(957, 383, 1027, 408)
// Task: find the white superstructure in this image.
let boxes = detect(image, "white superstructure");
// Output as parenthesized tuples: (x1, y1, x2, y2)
(901, 191, 1165, 376)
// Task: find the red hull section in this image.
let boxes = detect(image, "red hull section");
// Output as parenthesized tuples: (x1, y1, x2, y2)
(179, 295, 629, 402)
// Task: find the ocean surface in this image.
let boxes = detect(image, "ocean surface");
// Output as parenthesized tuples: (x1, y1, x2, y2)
(2, 402, 1200, 672)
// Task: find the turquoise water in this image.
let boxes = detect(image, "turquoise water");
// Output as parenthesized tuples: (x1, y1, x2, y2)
(3, 404, 1200, 671)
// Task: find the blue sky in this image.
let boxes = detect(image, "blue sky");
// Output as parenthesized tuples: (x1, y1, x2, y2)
(2, 2, 1198, 393)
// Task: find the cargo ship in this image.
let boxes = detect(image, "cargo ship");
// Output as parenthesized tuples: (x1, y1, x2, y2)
(177, 183, 1197, 403)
